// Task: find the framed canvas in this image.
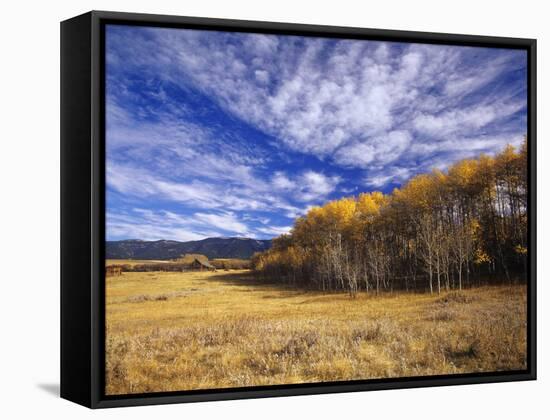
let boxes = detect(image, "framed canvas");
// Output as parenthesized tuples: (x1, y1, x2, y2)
(60, 10, 536, 408)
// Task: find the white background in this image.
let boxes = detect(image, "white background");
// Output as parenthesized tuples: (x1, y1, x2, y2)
(0, 0, 547, 418)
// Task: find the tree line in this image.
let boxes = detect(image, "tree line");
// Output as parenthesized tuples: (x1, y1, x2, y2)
(252, 138, 528, 295)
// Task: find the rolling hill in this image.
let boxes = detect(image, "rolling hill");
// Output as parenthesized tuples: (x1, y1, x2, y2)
(106, 237, 272, 260)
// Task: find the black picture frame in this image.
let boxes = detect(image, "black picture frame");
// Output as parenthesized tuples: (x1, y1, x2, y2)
(60, 10, 537, 409)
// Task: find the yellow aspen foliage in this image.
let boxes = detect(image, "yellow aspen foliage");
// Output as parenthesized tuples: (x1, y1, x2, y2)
(253, 138, 528, 294)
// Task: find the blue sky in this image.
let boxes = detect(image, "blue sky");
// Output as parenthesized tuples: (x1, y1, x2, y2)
(105, 24, 527, 242)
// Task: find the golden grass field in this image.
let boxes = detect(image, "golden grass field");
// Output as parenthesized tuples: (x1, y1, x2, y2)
(105, 268, 527, 395)
(106, 259, 171, 266)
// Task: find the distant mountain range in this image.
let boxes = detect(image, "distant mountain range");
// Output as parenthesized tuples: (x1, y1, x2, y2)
(106, 237, 272, 260)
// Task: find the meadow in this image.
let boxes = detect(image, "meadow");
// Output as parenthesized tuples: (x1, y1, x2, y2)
(105, 268, 527, 395)
(106, 259, 172, 267)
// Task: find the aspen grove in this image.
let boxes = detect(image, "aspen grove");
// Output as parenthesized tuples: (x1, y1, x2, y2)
(252, 139, 528, 295)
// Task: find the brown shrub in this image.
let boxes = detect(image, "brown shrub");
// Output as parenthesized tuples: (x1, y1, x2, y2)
(127, 294, 169, 303)
(445, 340, 481, 361)
(438, 291, 475, 305)
(351, 322, 385, 343)
(430, 308, 456, 322)
(273, 330, 320, 358)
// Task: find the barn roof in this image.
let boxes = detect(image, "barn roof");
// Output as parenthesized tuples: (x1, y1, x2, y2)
(193, 258, 215, 269)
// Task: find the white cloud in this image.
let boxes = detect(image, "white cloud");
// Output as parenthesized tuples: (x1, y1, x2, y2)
(272, 172, 296, 191)
(108, 208, 257, 241)
(107, 211, 208, 242)
(443, 53, 517, 97)
(334, 130, 412, 168)
(107, 162, 321, 222)
(108, 163, 249, 210)
(255, 225, 292, 236)
(364, 166, 414, 188)
(254, 69, 270, 84)
(409, 132, 524, 158)
(107, 222, 206, 242)
(413, 102, 524, 137)
(115, 29, 523, 174)
(299, 171, 340, 202)
(105, 27, 527, 241)
(364, 133, 525, 188)
(107, 207, 295, 241)
(194, 212, 250, 235)
(271, 170, 340, 202)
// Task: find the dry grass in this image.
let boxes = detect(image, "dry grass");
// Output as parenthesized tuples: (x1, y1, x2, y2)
(106, 269, 527, 395)
(106, 259, 171, 267)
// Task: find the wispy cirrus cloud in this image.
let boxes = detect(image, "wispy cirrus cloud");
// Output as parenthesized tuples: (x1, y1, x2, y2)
(107, 161, 329, 216)
(111, 28, 525, 164)
(334, 130, 412, 168)
(255, 225, 293, 237)
(271, 171, 341, 202)
(364, 166, 414, 188)
(105, 25, 527, 240)
(107, 207, 293, 242)
(107, 210, 208, 242)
